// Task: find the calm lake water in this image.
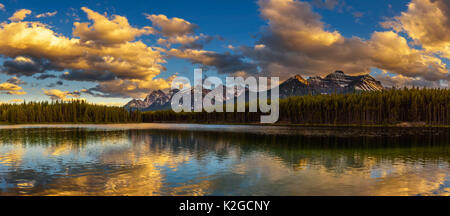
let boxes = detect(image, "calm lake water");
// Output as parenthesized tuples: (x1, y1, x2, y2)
(0, 123, 449, 196)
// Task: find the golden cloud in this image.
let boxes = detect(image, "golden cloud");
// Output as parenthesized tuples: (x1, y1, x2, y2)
(43, 89, 81, 100)
(0, 82, 22, 91)
(74, 7, 154, 45)
(239, 0, 449, 85)
(259, 0, 344, 49)
(146, 14, 211, 49)
(382, 0, 450, 59)
(88, 75, 176, 98)
(369, 31, 448, 81)
(7, 91, 27, 95)
(146, 14, 196, 37)
(9, 9, 31, 22)
(0, 7, 172, 98)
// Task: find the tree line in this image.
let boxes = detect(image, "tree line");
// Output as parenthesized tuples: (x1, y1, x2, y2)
(142, 88, 450, 126)
(0, 100, 142, 124)
(2, 88, 449, 126)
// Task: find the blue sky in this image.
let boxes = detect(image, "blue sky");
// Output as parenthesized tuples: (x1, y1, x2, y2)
(0, 0, 448, 105)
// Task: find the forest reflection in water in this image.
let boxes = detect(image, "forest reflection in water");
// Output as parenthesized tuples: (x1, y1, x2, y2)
(0, 124, 449, 196)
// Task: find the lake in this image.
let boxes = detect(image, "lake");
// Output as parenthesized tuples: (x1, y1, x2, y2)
(0, 123, 449, 196)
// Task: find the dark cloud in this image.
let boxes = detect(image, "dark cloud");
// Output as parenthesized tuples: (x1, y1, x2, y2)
(46, 80, 64, 88)
(202, 52, 258, 75)
(1, 57, 58, 77)
(6, 77, 27, 85)
(35, 74, 57, 80)
(60, 69, 117, 82)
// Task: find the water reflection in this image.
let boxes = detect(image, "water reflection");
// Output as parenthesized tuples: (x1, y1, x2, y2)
(0, 125, 449, 196)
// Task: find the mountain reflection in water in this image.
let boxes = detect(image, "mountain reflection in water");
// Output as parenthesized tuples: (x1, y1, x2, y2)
(0, 124, 449, 196)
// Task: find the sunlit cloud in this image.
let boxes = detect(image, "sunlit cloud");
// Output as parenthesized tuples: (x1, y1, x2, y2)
(381, 0, 450, 59)
(7, 91, 27, 95)
(9, 9, 32, 22)
(146, 14, 196, 37)
(236, 0, 449, 86)
(43, 89, 81, 100)
(74, 7, 154, 45)
(0, 82, 22, 91)
(146, 13, 212, 49)
(0, 0, 449, 102)
(0, 7, 172, 98)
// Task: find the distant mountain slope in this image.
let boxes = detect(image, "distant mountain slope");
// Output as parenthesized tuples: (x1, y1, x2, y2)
(124, 90, 172, 111)
(279, 71, 383, 98)
(125, 71, 384, 111)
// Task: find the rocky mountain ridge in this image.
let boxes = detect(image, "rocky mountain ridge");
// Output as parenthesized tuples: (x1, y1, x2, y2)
(125, 71, 384, 111)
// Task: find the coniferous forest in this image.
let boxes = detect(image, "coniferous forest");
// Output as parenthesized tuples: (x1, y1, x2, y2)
(1, 88, 450, 126)
(142, 88, 450, 126)
(0, 100, 142, 124)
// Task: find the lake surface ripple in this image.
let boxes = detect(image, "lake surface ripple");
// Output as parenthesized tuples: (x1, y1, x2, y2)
(0, 124, 449, 196)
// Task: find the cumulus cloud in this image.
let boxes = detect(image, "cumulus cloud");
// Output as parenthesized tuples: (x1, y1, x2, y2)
(146, 14, 196, 37)
(165, 34, 213, 49)
(240, 0, 369, 79)
(35, 11, 57, 18)
(146, 14, 212, 49)
(0, 82, 21, 91)
(0, 75, 27, 95)
(43, 89, 81, 100)
(9, 9, 31, 22)
(0, 7, 171, 98)
(0, 77, 26, 95)
(73, 7, 154, 45)
(368, 31, 448, 81)
(381, 0, 450, 59)
(236, 0, 449, 85)
(85, 76, 175, 98)
(1, 56, 57, 76)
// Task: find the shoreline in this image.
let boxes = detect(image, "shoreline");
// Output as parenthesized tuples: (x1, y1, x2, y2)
(1, 122, 450, 128)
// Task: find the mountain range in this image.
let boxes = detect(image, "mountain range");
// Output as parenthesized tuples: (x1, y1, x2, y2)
(125, 71, 384, 111)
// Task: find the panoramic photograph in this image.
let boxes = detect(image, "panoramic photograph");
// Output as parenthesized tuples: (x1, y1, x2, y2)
(0, 0, 449, 207)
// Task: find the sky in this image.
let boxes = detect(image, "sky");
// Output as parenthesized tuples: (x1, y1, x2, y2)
(0, 0, 449, 106)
